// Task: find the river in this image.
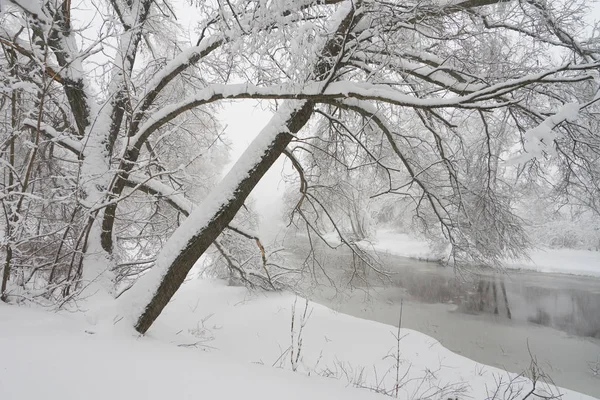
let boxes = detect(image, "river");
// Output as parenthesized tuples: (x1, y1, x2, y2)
(287, 242, 600, 398)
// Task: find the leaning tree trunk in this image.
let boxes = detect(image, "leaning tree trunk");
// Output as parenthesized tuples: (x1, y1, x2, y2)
(132, 1, 360, 334)
(133, 101, 314, 333)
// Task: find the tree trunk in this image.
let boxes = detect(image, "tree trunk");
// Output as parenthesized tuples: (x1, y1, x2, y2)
(133, 0, 360, 334)
(1, 69, 18, 301)
(134, 101, 314, 333)
(0, 246, 11, 301)
(500, 280, 511, 319)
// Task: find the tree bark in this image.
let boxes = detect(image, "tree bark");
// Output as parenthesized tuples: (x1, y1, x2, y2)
(134, 101, 314, 333)
(1, 60, 18, 301)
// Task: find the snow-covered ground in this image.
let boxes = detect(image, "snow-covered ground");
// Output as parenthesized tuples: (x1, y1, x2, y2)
(508, 248, 600, 277)
(0, 301, 382, 400)
(359, 231, 436, 261)
(361, 229, 600, 277)
(1, 279, 596, 400)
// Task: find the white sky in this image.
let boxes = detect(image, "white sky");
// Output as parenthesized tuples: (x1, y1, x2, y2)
(218, 101, 288, 242)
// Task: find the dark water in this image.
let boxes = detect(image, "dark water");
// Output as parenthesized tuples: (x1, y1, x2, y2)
(288, 239, 600, 339)
(379, 254, 600, 339)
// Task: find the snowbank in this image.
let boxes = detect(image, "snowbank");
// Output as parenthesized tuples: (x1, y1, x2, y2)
(366, 230, 600, 277)
(1, 279, 593, 400)
(507, 247, 600, 277)
(0, 302, 383, 400)
(321, 230, 437, 260)
(358, 230, 438, 261)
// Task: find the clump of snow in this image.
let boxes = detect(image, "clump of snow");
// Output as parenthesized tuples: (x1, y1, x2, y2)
(522, 102, 579, 158)
(509, 102, 580, 164)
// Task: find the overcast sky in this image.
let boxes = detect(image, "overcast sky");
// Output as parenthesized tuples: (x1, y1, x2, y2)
(218, 101, 288, 242)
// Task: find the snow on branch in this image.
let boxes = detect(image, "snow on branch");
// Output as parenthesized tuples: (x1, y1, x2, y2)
(22, 119, 82, 155)
(138, 36, 224, 105)
(133, 0, 341, 122)
(349, 52, 488, 93)
(509, 102, 580, 164)
(125, 174, 194, 215)
(4, 0, 49, 23)
(125, 175, 261, 240)
(122, 100, 307, 317)
(132, 65, 594, 151)
(0, 35, 64, 84)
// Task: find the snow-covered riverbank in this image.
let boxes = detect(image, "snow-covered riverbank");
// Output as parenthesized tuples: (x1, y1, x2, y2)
(358, 230, 600, 278)
(1, 279, 597, 400)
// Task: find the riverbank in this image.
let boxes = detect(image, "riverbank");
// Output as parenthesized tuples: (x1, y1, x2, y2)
(298, 231, 600, 396)
(311, 284, 600, 398)
(356, 230, 600, 278)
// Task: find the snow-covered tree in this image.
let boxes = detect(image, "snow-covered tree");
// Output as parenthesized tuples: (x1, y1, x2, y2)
(0, 0, 599, 334)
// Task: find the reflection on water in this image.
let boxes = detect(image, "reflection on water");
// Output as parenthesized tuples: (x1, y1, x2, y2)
(377, 254, 600, 339)
(511, 283, 600, 338)
(288, 238, 600, 339)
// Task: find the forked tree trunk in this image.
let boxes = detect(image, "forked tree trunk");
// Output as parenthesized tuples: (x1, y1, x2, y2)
(134, 101, 314, 333)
